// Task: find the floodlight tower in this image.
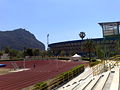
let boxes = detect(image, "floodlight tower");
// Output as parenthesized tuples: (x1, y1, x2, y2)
(47, 34, 49, 50)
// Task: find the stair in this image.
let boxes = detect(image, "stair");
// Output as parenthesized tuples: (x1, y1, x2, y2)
(57, 66, 120, 90)
(84, 75, 102, 90)
(110, 67, 119, 90)
(93, 71, 110, 90)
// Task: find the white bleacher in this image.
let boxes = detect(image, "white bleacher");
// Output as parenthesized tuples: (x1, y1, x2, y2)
(110, 67, 119, 90)
(72, 69, 115, 90)
(93, 71, 110, 90)
(84, 75, 101, 90)
(75, 78, 92, 90)
(57, 62, 120, 90)
(57, 67, 93, 90)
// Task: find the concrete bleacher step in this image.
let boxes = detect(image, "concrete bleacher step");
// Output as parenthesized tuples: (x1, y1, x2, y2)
(75, 78, 92, 90)
(84, 75, 102, 90)
(72, 71, 93, 90)
(57, 67, 93, 90)
(57, 66, 120, 90)
(110, 67, 119, 90)
(103, 70, 115, 90)
(92, 71, 110, 90)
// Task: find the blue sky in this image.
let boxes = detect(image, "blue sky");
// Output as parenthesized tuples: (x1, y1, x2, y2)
(0, 0, 120, 49)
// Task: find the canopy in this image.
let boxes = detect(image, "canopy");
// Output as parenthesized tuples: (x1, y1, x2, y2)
(72, 54, 81, 58)
(71, 54, 82, 61)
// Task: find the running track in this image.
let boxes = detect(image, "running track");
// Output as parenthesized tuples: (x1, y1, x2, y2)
(0, 60, 86, 90)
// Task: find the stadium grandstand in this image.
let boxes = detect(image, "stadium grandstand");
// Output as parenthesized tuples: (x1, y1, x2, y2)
(48, 21, 120, 58)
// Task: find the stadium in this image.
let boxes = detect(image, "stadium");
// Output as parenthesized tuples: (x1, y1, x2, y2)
(0, 21, 120, 90)
(49, 21, 120, 58)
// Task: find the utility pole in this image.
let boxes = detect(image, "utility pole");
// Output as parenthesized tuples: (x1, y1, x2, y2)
(23, 47, 26, 69)
(47, 34, 49, 50)
(24, 58, 26, 69)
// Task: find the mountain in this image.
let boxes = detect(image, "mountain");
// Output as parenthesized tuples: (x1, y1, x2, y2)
(0, 28, 45, 50)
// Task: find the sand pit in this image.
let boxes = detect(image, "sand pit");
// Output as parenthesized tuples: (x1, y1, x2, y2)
(10, 68, 30, 72)
(0, 68, 11, 75)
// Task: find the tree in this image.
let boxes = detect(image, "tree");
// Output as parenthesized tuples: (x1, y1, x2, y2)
(83, 39, 95, 61)
(9, 49, 19, 59)
(17, 50, 24, 58)
(96, 45, 104, 59)
(69, 51, 76, 56)
(4, 46, 11, 54)
(40, 50, 47, 58)
(47, 50, 54, 57)
(0, 51, 3, 56)
(60, 50, 66, 57)
(79, 32, 86, 40)
(25, 48, 33, 56)
(33, 48, 40, 56)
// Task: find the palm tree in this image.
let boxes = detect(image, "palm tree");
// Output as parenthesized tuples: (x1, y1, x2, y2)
(79, 32, 86, 40)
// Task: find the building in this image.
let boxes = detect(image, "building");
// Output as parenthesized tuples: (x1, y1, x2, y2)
(48, 21, 120, 58)
(99, 21, 120, 37)
(0, 54, 10, 60)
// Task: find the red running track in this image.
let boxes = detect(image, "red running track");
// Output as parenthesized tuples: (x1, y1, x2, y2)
(0, 60, 86, 90)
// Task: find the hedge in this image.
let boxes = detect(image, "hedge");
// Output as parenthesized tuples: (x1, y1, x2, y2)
(57, 57, 69, 60)
(89, 60, 101, 67)
(33, 64, 84, 90)
(34, 82, 48, 90)
(0, 58, 24, 62)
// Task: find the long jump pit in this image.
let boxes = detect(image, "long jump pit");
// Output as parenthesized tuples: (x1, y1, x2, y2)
(0, 68, 11, 75)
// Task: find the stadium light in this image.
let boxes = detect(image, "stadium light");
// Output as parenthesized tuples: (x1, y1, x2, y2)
(47, 34, 49, 50)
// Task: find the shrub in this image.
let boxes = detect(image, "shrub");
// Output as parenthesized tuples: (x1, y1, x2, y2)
(57, 57, 69, 60)
(34, 82, 48, 90)
(89, 61, 101, 67)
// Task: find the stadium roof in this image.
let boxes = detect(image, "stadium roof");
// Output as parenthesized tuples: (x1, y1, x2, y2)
(49, 37, 120, 47)
(98, 21, 120, 26)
